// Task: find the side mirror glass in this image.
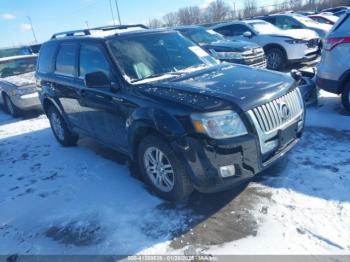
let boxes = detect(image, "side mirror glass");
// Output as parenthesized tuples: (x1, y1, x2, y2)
(243, 31, 252, 38)
(84, 71, 110, 88)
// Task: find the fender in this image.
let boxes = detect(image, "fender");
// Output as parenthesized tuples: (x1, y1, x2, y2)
(41, 93, 74, 132)
(127, 107, 188, 159)
(263, 43, 288, 59)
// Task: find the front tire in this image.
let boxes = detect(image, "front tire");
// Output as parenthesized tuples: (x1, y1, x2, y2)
(266, 47, 286, 71)
(47, 106, 78, 147)
(138, 135, 193, 201)
(341, 80, 350, 112)
(4, 94, 20, 117)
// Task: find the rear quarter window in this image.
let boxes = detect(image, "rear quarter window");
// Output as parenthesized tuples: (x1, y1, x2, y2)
(37, 42, 58, 74)
(332, 13, 350, 33)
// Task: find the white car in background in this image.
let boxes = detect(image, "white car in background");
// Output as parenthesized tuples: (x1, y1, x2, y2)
(211, 20, 320, 70)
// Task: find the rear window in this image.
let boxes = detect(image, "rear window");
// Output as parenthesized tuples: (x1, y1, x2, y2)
(55, 43, 77, 76)
(37, 42, 58, 74)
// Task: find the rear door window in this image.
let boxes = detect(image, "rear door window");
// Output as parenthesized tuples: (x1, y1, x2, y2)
(55, 43, 77, 76)
(37, 42, 58, 74)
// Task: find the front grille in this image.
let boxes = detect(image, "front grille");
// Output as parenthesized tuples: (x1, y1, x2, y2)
(307, 38, 320, 48)
(250, 88, 303, 133)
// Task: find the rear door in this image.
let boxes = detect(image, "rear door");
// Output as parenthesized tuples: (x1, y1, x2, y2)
(53, 42, 89, 134)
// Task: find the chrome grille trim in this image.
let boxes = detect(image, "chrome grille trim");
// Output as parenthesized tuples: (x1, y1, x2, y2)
(250, 88, 303, 133)
(247, 88, 304, 155)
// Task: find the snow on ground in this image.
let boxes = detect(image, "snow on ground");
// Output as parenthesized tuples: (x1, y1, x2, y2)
(0, 91, 349, 256)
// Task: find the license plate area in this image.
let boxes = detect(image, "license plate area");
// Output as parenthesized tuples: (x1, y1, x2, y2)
(278, 122, 298, 148)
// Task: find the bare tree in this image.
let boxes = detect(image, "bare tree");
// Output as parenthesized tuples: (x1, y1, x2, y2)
(177, 6, 202, 25)
(162, 12, 178, 27)
(204, 0, 232, 23)
(243, 0, 258, 18)
(147, 18, 163, 29)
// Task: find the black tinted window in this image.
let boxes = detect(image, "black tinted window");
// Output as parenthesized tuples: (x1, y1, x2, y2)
(38, 42, 57, 73)
(55, 44, 77, 75)
(263, 17, 276, 24)
(215, 24, 250, 36)
(79, 44, 109, 77)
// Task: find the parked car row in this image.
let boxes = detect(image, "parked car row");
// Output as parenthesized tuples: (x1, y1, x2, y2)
(0, 7, 348, 201)
(211, 19, 320, 70)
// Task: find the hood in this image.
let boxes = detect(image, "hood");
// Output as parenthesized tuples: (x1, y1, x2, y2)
(2, 71, 35, 87)
(268, 29, 319, 40)
(137, 64, 295, 112)
(201, 40, 260, 52)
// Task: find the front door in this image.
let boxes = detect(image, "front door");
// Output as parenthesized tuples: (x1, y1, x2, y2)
(77, 43, 130, 150)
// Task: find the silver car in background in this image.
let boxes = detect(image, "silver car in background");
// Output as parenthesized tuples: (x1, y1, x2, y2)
(0, 55, 41, 117)
(211, 20, 320, 70)
(316, 9, 350, 111)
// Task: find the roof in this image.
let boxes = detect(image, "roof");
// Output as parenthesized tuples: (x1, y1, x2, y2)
(50, 24, 151, 40)
(0, 54, 37, 63)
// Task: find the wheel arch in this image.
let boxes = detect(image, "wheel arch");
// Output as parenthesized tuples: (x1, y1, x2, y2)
(127, 108, 187, 160)
(263, 43, 288, 59)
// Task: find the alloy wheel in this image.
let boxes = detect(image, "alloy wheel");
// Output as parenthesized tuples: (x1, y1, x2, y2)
(267, 51, 281, 70)
(144, 147, 175, 192)
(51, 112, 65, 141)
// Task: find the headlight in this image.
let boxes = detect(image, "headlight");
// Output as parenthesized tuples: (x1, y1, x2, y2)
(191, 110, 248, 139)
(210, 49, 243, 60)
(285, 39, 308, 44)
(11, 87, 36, 96)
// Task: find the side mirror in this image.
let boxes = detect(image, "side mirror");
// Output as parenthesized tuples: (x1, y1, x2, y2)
(243, 31, 252, 38)
(84, 71, 110, 88)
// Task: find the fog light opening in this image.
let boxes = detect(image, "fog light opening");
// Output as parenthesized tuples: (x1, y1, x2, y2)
(298, 120, 303, 132)
(264, 139, 279, 153)
(219, 165, 236, 178)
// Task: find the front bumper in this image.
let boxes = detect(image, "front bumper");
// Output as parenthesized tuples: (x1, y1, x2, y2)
(316, 76, 343, 94)
(172, 119, 303, 193)
(286, 43, 319, 62)
(12, 92, 42, 110)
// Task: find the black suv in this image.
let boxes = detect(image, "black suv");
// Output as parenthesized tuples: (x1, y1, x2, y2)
(36, 25, 305, 201)
(174, 25, 266, 68)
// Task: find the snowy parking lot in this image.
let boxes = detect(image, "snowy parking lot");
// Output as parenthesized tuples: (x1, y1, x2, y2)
(0, 91, 349, 256)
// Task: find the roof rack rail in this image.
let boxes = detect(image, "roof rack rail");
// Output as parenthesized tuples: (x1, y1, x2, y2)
(51, 24, 149, 39)
(51, 29, 91, 39)
(91, 24, 149, 31)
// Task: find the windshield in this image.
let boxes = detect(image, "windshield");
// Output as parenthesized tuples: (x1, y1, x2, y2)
(294, 15, 320, 26)
(0, 57, 37, 78)
(248, 21, 281, 34)
(181, 28, 224, 45)
(0, 47, 32, 59)
(108, 32, 218, 83)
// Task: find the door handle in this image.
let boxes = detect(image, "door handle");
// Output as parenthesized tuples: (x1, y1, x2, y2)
(77, 89, 87, 97)
(112, 97, 124, 103)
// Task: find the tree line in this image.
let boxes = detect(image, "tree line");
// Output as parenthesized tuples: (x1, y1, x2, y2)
(147, 0, 350, 28)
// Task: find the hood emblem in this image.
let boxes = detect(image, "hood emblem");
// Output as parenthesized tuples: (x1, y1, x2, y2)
(278, 101, 290, 120)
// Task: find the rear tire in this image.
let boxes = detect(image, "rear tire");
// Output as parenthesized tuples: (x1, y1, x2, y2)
(266, 47, 286, 71)
(138, 135, 193, 201)
(341, 80, 350, 112)
(3, 94, 20, 117)
(47, 106, 78, 147)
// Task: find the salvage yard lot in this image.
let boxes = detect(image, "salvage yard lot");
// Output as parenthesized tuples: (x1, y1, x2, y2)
(0, 91, 349, 255)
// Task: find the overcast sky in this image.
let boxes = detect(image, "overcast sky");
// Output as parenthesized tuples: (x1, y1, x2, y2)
(0, 0, 272, 48)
